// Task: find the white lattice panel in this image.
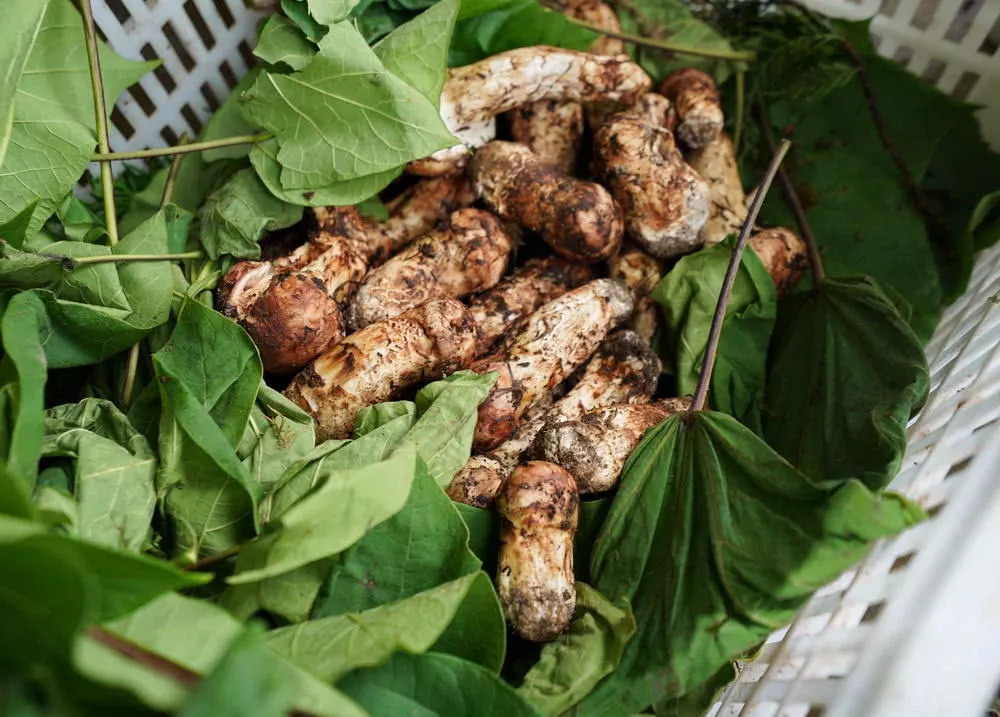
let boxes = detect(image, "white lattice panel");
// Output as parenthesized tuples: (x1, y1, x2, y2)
(804, 0, 1000, 150)
(94, 0, 267, 151)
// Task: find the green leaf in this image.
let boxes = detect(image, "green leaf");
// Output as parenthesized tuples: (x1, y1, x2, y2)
(339, 651, 542, 717)
(263, 407, 415, 520)
(237, 385, 315, 497)
(281, 0, 328, 42)
(154, 300, 263, 557)
(313, 464, 480, 616)
(0, 291, 47, 488)
(763, 276, 929, 490)
(250, 138, 404, 207)
(401, 370, 497, 486)
(453, 501, 499, 573)
(374, 0, 459, 104)
(242, 22, 454, 191)
(449, 0, 597, 66)
(612, 0, 742, 83)
(54, 195, 104, 243)
(264, 572, 486, 682)
(41, 399, 156, 551)
(309, 0, 363, 24)
(652, 237, 777, 428)
(574, 498, 611, 584)
(761, 49, 959, 340)
(0, 0, 155, 234)
(22, 210, 174, 369)
(429, 567, 506, 671)
(0, 516, 207, 671)
(254, 18, 315, 72)
(198, 169, 303, 260)
(579, 412, 923, 712)
(518, 583, 636, 716)
(179, 626, 295, 717)
(228, 444, 418, 584)
(74, 593, 366, 717)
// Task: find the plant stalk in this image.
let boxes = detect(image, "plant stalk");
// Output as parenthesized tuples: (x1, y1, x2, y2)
(757, 101, 824, 284)
(565, 17, 755, 61)
(93, 134, 273, 162)
(79, 0, 120, 246)
(182, 545, 241, 571)
(161, 133, 190, 208)
(72, 251, 203, 267)
(733, 70, 746, 155)
(690, 139, 791, 413)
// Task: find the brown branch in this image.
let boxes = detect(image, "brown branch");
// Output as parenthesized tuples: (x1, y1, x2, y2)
(757, 100, 825, 284)
(691, 139, 792, 412)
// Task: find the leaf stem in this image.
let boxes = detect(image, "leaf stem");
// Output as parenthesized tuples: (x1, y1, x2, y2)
(120, 343, 141, 410)
(160, 133, 190, 209)
(79, 0, 120, 247)
(733, 70, 746, 155)
(182, 545, 241, 571)
(691, 139, 791, 413)
(72, 251, 203, 267)
(757, 100, 824, 284)
(86, 626, 319, 717)
(565, 17, 756, 61)
(86, 626, 200, 687)
(93, 134, 273, 162)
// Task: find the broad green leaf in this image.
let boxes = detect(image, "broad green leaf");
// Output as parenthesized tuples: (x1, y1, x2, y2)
(402, 370, 497, 486)
(155, 300, 263, 557)
(42, 399, 156, 551)
(580, 412, 923, 713)
(251, 138, 404, 207)
(242, 22, 454, 191)
(374, 0, 459, 104)
(612, 0, 742, 82)
(453, 501, 499, 574)
(254, 18, 315, 72)
(313, 463, 480, 616)
(652, 237, 777, 429)
(0, 291, 47, 488)
(355, 400, 417, 436)
(228, 444, 418, 584)
(0, 516, 207, 671)
(449, 0, 597, 66)
(221, 558, 330, 624)
(265, 572, 486, 682)
(179, 626, 296, 717)
(54, 195, 104, 243)
(0, 240, 67, 287)
(339, 651, 542, 717)
(237, 384, 315, 497)
(760, 47, 960, 339)
(263, 408, 415, 520)
(310, 0, 363, 24)
(198, 169, 303, 260)
(0, 464, 34, 519)
(281, 0, 327, 41)
(574, 498, 611, 584)
(21, 210, 174, 369)
(0, 0, 155, 233)
(429, 566, 506, 671)
(0, 0, 46, 169)
(74, 593, 365, 717)
(763, 276, 929, 490)
(518, 583, 636, 716)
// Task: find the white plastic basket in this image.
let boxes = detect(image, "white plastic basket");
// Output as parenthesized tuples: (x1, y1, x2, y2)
(93, 2, 1000, 715)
